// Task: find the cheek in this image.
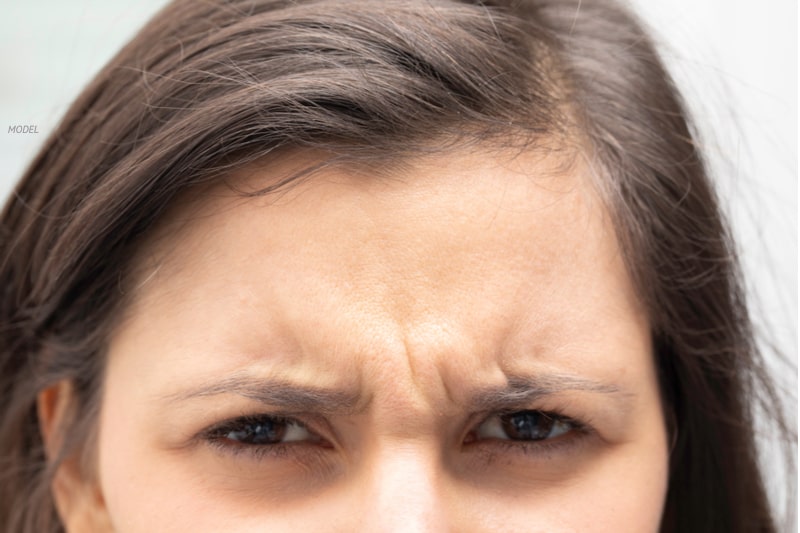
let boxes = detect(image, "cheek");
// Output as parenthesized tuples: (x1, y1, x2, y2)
(554, 441, 669, 532)
(454, 442, 669, 532)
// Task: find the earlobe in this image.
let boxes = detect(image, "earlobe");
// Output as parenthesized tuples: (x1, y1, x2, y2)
(37, 382, 114, 532)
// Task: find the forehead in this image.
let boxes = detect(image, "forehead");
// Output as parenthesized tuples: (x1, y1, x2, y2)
(119, 147, 645, 386)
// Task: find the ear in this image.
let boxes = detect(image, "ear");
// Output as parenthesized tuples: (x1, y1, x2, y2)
(37, 382, 114, 532)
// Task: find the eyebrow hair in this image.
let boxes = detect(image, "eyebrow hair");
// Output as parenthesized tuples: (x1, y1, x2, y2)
(466, 374, 629, 413)
(166, 375, 366, 415)
(165, 371, 628, 415)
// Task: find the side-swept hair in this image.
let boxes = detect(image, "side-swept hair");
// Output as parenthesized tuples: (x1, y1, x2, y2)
(0, 1, 789, 531)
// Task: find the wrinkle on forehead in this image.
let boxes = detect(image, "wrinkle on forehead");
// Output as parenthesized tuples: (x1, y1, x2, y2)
(114, 146, 644, 410)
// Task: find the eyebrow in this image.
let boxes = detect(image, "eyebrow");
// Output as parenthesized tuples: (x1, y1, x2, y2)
(466, 374, 628, 413)
(165, 375, 366, 415)
(165, 372, 628, 415)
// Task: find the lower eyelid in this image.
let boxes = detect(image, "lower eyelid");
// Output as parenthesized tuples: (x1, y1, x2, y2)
(485, 443, 577, 470)
(205, 436, 332, 462)
(205, 436, 589, 469)
(464, 423, 594, 457)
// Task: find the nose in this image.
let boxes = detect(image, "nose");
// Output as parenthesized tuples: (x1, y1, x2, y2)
(357, 443, 450, 532)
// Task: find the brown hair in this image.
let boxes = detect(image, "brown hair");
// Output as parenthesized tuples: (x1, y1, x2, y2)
(0, 0, 791, 531)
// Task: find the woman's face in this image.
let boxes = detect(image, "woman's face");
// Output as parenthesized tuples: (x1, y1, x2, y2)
(74, 149, 669, 531)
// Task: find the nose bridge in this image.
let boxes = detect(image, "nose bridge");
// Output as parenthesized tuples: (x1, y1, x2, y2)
(357, 441, 450, 533)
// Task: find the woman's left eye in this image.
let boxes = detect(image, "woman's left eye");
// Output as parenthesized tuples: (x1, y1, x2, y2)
(472, 410, 576, 442)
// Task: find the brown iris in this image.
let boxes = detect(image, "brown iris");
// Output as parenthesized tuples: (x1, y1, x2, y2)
(499, 411, 558, 441)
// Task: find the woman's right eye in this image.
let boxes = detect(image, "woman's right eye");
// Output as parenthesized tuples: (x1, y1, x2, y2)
(205, 415, 316, 446)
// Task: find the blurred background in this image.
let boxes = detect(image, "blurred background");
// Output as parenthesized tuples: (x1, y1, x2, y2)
(1, 0, 796, 523)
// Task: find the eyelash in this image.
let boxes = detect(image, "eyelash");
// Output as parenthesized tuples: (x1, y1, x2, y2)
(199, 410, 593, 462)
(202, 414, 329, 461)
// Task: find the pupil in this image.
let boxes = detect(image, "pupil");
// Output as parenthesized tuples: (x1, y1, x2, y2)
(227, 419, 286, 444)
(500, 411, 555, 440)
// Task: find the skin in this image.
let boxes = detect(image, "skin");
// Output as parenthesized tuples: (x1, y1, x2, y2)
(46, 147, 669, 531)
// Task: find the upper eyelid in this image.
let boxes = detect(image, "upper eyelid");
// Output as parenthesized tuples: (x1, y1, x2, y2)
(200, 412, 332, 445)
(471, 406, 588, 428)
(472, 409, 590, 435)
(197, 404, 596, 449)
(205, 414, 302, 433)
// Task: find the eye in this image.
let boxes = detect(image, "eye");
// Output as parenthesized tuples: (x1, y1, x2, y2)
(472, 410, 575, 442)
(205, 415, 317, 446)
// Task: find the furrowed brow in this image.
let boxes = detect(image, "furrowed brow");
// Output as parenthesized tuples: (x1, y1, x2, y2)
(165, 372, 628, 416)
(165, 376, 365, 415)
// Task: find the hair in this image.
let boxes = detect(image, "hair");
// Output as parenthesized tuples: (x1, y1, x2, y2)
(0, 0, 792, 531)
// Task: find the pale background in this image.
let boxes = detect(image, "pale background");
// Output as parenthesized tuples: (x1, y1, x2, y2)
(1, 0, 796, 524)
